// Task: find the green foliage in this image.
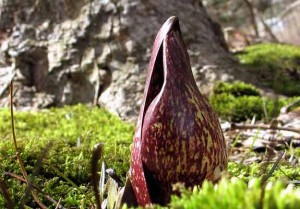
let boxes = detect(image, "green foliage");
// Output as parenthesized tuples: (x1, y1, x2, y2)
(213, 81, 260, 97)
(0, 104, 299, 208)
(169, 178, 300, 209)
(0, 104, 134, 208)
(228, 162, 300, 183)
(210, 81, 299, 122)
(237, 43, 300, 96)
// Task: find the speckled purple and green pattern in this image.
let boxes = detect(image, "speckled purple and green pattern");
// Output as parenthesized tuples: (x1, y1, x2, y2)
(130, 16, 227, 207)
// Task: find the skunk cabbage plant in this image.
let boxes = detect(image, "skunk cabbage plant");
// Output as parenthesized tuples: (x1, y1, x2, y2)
(130, 16, 228, 206)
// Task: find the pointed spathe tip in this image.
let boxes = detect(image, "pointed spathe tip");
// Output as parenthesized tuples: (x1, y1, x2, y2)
(160, 16, 180, 34)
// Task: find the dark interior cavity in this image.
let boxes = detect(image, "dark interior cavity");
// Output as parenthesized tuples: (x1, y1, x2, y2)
(143, 164, 171, 205)
(143, 45, 164, 115)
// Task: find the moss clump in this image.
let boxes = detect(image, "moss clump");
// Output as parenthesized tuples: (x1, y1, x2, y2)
(168, 178, 300, 209)
(0, 104, 134, 208)
(213, 81, 260, 97)
(237, 43, 300, 96)
(210, 81, 299, 122)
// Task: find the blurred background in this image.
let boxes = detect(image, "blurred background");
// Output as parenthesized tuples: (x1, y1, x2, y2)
(206, 0, 300, 49)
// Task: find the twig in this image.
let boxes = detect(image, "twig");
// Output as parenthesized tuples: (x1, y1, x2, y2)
(259, 151, 285, 209)
(287, 180, 300, 184)
(4, 172, 66, 209)
(262, 151, 285, 185)
(231, 123, 300, 134)
(0, 178, 14, 209)
(280, 99, 300, 114)
(10, 82, 47, 209)
(55, 198, 62, 209)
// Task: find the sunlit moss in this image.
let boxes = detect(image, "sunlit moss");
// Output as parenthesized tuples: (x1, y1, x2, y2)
(210, 81, 300, 122)
(168, 178, 300, 209)
(0, 104, 134, 208)
(0, 104, 299, 208)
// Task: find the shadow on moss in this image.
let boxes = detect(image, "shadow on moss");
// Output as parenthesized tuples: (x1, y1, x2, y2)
(236, 43, 300, 96)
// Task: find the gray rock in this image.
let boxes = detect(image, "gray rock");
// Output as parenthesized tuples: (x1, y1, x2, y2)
(0, 0, 253, 121)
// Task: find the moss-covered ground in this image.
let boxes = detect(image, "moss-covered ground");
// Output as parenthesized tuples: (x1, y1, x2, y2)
(0, 105, 134, 208)
(0, 103, 299, 208)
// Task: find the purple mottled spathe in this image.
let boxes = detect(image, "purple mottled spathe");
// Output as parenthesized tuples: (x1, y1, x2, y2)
(130, 16, 228, 207)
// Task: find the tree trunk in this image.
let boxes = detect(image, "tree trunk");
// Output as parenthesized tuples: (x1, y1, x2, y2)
(243, 0, 260, 38)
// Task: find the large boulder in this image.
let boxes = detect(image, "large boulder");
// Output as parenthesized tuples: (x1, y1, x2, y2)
(0, 0, 251, 121)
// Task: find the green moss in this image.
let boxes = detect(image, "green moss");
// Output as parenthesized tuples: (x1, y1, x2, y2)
(237, 43, 300, 96)
(0, 104, 134, 208)
(0, 104, 299, 208)
(210, 81, 299, 122)
(228, 162, 300, 183)
(213, 81, 260, 97)
(168, 178, 300, 209)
